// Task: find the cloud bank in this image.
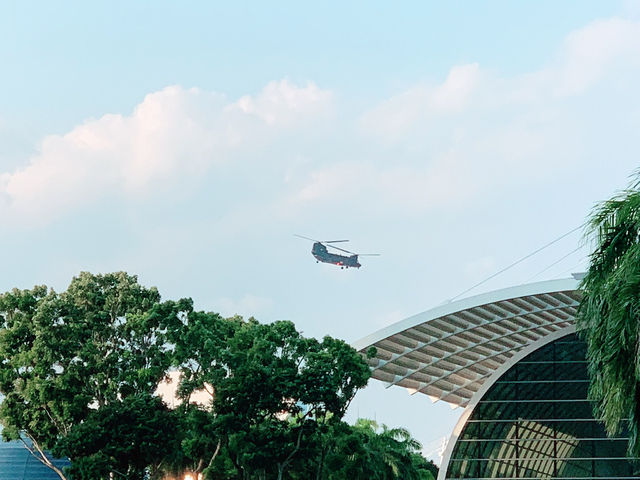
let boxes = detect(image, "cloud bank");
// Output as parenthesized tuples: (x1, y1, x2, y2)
(0, 80, 331, 224)
(286, 17, 640, 213)
(3, 17, 640, 228)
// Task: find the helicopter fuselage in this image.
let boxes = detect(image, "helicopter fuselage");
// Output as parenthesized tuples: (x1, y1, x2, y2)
(311, 242, 361, 268)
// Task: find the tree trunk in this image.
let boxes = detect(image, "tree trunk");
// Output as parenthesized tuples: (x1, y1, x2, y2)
(315, 446, 327, 480)
(276, 421, 306, 480)
(201, 439, 221, 472)
(20, 436, 68, 480)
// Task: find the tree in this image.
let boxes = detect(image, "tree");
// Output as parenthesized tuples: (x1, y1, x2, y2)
(0, 272, 190, 479)
(171, 317, 372, 480)
(166, 310, 241, 478)
(0, 271, 431, 479)
(53, 394, 179, 480)
(577, 173, 640, 455)
(341, 419, 434, 480)
(307, 419, 437, 480)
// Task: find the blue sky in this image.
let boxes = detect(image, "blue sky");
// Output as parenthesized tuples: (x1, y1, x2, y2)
(0, 1, 619, 129)
(2, 0, 640, 462)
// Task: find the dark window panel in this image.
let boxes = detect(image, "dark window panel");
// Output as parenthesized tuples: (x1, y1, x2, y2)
(445, 334, 638, 480)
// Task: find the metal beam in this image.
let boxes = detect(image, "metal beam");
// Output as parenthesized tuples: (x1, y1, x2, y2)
(370, 300, 577, 373)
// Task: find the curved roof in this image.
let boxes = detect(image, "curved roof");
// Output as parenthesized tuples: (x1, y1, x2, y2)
(353, 278, 581, 408)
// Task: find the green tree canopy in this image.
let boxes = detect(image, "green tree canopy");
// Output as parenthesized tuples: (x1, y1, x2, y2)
(297, 418, 437, 480)
(0, 271, 436, 480)
(0, 272, 190, 479)
(171, 316, 372, 480)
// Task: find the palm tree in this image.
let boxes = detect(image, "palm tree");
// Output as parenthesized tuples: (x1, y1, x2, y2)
(313, 419, 437, 479)
(577, 172, 640, 455)
(353, 419, 428, 480)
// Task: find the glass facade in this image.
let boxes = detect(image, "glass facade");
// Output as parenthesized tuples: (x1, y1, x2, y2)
(0, 434, 69, 480)
(446, 334, 640, 479)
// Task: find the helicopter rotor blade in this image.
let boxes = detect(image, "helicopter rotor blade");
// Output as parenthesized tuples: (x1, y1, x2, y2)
(326, 244, 357, 255)
(294, 234, 350, 244)
(295, 234, 379, 257)
(294, 234, 317, 242)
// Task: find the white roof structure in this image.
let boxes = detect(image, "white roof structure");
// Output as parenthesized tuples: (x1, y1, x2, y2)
(353, 278, 581, 408)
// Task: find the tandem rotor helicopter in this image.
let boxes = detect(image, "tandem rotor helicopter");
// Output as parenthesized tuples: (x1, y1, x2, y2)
(294, 235, 380, 269)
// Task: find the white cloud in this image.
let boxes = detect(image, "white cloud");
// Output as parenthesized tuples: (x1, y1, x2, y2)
(360, 18, 640, 143)
(623, 0, 640, 18)
(286, 17, 640, 214)
(0, 80, 332, 224)
(288, 151, 474, 213)
(554, 18, 640, 96)
(431, 63, 482, 112)
(4, 16, 640, 231)
(232, 79, 331, 127)
(359, 63, 481, 140)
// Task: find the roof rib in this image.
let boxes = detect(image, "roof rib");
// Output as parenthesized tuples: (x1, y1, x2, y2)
(353, 278, 581, 408)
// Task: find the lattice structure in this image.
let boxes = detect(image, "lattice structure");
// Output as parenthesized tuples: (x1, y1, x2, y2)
(353, 279, 581, 407)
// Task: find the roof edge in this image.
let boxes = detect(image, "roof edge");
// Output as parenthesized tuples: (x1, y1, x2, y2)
(352, 277, 580, 351)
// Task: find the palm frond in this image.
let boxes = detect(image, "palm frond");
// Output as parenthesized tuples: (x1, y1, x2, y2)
(578, 171, 640, 454)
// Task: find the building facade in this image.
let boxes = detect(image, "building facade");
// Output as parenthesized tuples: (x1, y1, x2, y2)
(355, 278, 639, 479)
(0, 431, 69, 480)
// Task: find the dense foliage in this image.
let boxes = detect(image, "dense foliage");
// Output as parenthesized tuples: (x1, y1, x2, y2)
(577, 173, 640, 455)
(0, 272, 184, 479)
(0, 272, 437, 480)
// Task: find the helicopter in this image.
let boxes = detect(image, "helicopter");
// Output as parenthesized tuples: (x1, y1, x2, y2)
(294, 235, 380, 269)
